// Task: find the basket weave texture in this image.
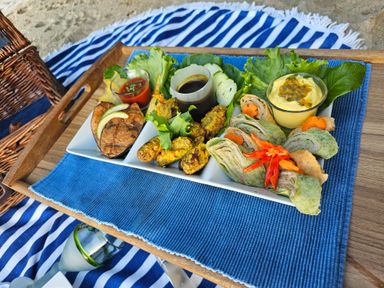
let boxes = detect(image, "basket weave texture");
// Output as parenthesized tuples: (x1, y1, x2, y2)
(0, 12, 29, 63)
(0, 12, 65, 214)
(0, 46, 64, 121)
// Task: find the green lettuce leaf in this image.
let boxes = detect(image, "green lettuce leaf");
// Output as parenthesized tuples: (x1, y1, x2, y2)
(244, 47, 292, 84)
(169, 116, 189, 136)
(169, 105, 196, 136)
(146, 112, 173, 150)
(287, 58, 328, 75)
(158, 132, 172, 150)
(103, 65, 128, 80)
(241, 71, 269, 100)
(318, 62, 366, 112)
(160, 56, 178, 99)
(222, 63, 244, 87)
(147, 106, 196, 149)
(181, 53, 223, 68)
(127, 47, 177, 91)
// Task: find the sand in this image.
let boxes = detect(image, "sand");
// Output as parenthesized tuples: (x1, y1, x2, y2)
(1, 0, 384, 57)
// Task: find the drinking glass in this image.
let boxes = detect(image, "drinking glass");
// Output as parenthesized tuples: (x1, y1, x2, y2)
(3, 224, 124, 288)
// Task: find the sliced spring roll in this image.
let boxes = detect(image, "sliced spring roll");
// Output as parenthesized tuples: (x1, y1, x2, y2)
(223, 127, 258, 153)
(289, 116, 335, 137)
(240, 94, 276, 123)
(284, 128, 338, 160)
(206, 138, 265, 187)
(230, 114, 286, 145)
(277, 171, 322, 216)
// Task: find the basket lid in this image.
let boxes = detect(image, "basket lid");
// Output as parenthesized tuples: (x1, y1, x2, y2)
(0, 11, 30, 63)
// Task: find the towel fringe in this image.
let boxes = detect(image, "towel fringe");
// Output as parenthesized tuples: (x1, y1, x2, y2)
(44, 2, 366, 61)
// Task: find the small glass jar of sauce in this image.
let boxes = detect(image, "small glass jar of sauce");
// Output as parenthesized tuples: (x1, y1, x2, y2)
(111, 69, 151, 108)
(266, 73, 327, 128)
(170, 64, 216, 120)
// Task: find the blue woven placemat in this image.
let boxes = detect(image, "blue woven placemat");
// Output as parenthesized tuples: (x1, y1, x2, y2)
(30, 50, 371, 287)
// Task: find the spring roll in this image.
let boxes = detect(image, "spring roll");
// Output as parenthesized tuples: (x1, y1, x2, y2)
(230, 114, 286, 145)
(223, 127, 258, 153)
(284, 128, 338, 160)
(206, 138, 265, 187)
(277, 171, 322, 216)
(240, 94, 276, 123)
(289, 116, 335, 137)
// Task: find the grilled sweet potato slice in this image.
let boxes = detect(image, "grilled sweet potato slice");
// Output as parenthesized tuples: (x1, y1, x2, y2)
(92, 102, 145, 158)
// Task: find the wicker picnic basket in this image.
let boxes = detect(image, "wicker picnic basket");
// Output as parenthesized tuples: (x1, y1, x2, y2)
(0, 12, 65, 214)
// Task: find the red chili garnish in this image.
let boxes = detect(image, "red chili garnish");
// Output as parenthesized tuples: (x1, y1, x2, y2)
(243, 157, 269, 173)
(250, 133, 274, 149)
(243, 133, 297, 190)
(243, 149, 267, 159)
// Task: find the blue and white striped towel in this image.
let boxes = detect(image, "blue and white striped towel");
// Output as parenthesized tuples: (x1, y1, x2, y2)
(0, 3, 364, 287)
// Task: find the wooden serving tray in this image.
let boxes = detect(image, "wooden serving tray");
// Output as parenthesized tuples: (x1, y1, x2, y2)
(3, 43, 384, 287)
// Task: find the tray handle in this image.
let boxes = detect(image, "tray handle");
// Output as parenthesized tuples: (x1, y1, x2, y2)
(58, 84, 92, 125)
(3, 42, 131, 187)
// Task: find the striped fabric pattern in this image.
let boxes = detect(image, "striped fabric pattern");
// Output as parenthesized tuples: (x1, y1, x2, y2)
(0, 3, 363, 287)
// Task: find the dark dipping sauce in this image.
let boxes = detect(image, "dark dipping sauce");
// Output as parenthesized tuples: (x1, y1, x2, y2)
(175, 74, 215, 121)
(177, 79, 207, 94)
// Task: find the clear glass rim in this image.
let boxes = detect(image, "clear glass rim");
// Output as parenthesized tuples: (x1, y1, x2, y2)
(73, 224, 102, 267)
(266, 72, 327, 113)
(110, 68, 150, 97)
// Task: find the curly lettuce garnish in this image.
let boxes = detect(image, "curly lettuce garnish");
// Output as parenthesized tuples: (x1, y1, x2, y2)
(127, 47, 177, 97)
(146, 111, 173, 150)
(147, 105, 196, 150)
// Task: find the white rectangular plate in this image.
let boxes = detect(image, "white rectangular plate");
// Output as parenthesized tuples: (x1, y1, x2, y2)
(67, 103, 332, 207)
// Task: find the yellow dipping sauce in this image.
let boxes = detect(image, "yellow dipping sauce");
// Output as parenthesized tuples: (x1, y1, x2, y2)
(267, 73, 326, 128)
